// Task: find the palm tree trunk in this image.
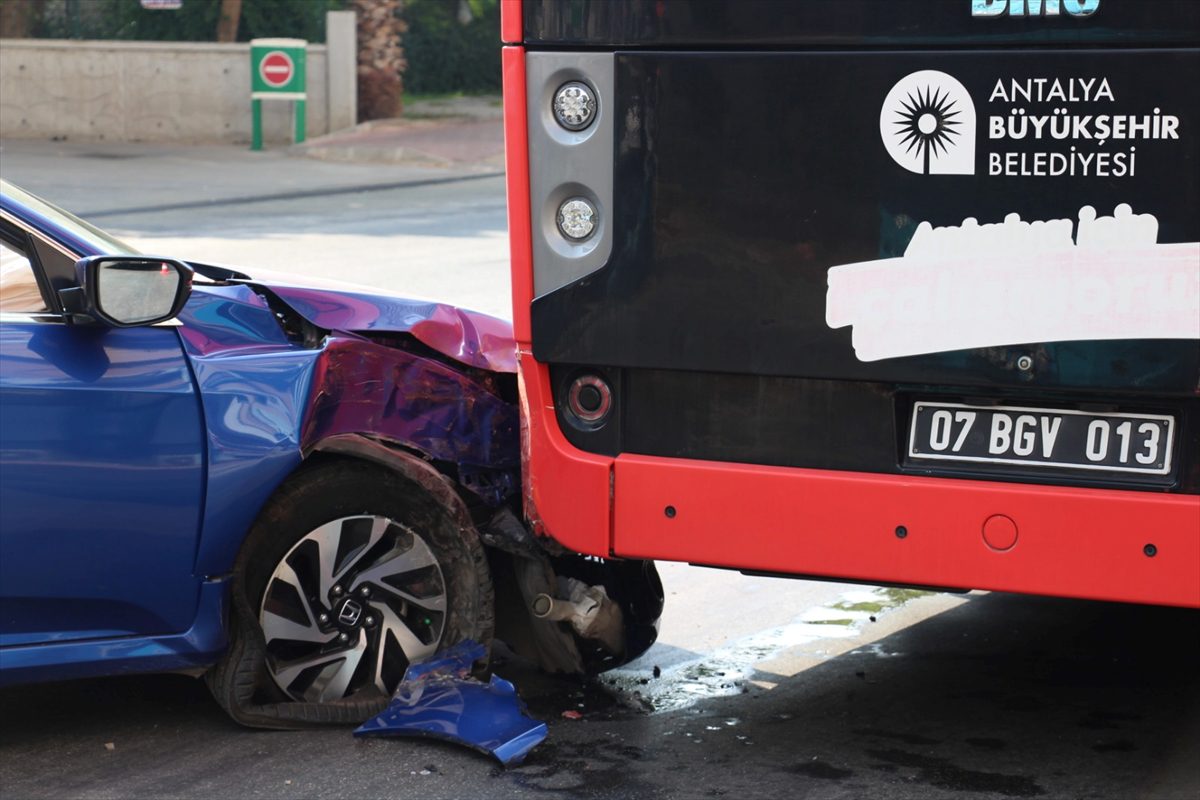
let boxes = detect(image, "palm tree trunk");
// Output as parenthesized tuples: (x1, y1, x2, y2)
(216, 0, 242, 43)
(353, 0, 407, 121)
(0, 0, 45, 38)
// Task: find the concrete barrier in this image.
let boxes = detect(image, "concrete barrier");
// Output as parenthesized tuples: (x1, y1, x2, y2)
(0, 35, 353, 145)
(326, 11, 357, 133)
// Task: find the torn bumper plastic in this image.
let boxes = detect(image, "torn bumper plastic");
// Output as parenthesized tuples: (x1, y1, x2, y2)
(353, 641, 547, 766)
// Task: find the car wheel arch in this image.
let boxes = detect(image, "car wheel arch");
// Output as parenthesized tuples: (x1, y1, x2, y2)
(304, 432, 478, 530)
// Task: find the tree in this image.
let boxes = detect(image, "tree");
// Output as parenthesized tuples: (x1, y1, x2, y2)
(0, 0, 45, 38)
(216, 0, 241, 42)
(353, 0, 406, 121)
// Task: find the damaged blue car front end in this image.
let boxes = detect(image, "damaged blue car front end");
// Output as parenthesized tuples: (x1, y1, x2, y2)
(175, 277, 524, 591)
(0, 243, 522, 686)
(0, 181, 662, 742)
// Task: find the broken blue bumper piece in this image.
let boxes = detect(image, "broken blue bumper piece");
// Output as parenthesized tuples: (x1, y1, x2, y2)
(353, 640, 548, 766)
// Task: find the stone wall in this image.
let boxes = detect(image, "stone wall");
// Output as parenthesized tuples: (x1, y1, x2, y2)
(0, 29, 356, 145)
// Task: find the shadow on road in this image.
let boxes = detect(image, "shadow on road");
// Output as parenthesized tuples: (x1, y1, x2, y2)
(1, 592, 1197, 799)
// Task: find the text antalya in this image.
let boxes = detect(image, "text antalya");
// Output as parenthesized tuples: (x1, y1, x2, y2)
(986, 78, 1180, 178)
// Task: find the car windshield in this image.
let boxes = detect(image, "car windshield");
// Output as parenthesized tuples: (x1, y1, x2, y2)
(0, 179, 139, 256)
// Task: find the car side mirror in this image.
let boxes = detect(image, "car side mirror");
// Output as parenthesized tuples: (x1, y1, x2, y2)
(63, 256, 194, 327)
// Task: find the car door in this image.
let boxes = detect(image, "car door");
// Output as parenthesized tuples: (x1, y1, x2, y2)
(0, 217, 206, 646)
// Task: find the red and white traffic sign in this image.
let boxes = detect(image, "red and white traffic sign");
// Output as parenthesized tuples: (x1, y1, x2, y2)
(259, 51, 295, 89)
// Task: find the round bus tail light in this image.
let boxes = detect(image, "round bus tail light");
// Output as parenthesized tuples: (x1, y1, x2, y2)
(557, 197, 597, 241)
(567, 374, 612, 424)
(553, 81, 597, 131)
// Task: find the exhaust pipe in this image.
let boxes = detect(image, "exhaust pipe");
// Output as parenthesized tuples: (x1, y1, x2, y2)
(530, 578, 625, 655)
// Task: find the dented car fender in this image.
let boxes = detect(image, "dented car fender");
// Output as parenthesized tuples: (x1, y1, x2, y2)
(181, 282, 520, 579)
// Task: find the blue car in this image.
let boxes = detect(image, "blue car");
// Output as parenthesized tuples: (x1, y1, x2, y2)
(0, 180, 661, 727)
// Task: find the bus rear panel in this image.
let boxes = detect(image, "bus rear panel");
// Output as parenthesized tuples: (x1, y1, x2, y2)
(503, 0, 1200, 607)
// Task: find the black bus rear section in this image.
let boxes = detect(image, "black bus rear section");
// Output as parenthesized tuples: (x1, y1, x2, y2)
(506, 1, 1200, 607)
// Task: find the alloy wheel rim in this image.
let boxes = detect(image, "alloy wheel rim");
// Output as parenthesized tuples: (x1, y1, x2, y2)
(259, 515, 447, 703)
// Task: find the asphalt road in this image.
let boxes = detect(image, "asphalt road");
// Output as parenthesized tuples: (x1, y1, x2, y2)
(1, 141, 1197, 799)
(2, 593, 1196, 800)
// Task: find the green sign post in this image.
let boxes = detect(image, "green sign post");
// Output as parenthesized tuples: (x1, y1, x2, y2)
(249, 38, 307, 150)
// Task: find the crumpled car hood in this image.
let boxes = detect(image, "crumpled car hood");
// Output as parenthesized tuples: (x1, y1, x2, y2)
(204, 269, 517, 374)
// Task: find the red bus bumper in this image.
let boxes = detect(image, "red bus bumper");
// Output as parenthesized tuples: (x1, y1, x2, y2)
(613, 454, 1200, 609)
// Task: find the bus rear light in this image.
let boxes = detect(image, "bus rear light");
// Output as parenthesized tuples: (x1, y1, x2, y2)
(526, 52, 614, 294)
(557, 198, 597, 240)
(553, 81, 597, 130)
(568, 374, 612, 424)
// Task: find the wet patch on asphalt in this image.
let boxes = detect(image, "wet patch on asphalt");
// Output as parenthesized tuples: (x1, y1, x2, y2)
(1077, 709, 1143, 730)
(852, 728, 941, 746)
(866, 748, 1046, 797)
(965, 736, 1008, 750)
(786, 758, 855, 780)
(501, 739, 662, 797)
(1091, 739, 1137, 753)
(493, 667, 639, 722)
(596, 586, 937, 713)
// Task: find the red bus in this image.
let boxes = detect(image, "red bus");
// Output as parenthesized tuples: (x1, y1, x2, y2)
(501, 0, 1200, 608)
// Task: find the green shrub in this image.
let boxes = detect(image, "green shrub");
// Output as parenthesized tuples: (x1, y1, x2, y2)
(402, 0, 499, 95)
(27, 0, 500, 97)
(35, 0, 344, 43)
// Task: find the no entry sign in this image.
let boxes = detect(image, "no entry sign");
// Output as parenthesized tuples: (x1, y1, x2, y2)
(249, 38, 308, 150)
(250, 38, 306, 99)
(259, 51, 294, 88)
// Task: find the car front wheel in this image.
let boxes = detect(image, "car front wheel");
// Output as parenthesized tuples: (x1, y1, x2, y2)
(206, 458, 493, 728)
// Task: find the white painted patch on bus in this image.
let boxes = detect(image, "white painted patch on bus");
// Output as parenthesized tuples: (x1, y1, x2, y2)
(825, 204, 1200, 362)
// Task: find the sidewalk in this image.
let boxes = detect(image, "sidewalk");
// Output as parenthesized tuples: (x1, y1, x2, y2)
(288, 95, 505, 171)
(0, 96, 506, 212)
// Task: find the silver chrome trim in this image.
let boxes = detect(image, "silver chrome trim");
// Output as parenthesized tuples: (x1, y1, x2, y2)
(0, 311, 65, 324)
(0, 209, 79, 262)
(527, 52, 615, 297)
(0, 311, 182, 327)
(0, 311, 180, 326)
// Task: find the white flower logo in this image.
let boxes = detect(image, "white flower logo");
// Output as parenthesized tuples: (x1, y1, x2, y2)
(881, 71, 977, 175)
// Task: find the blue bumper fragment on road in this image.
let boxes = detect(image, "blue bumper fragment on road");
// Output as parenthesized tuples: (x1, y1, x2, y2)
(353, 641, 548, 766)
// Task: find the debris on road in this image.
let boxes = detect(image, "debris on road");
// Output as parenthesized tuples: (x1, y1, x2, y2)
(353, 640, 547, 767)
(561, 710, 583, 720)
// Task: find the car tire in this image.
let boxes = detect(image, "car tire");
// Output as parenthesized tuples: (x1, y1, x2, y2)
(206, 457, 494, 729)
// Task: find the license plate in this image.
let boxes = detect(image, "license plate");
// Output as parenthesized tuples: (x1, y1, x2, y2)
(907, 402, 1174, 476)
